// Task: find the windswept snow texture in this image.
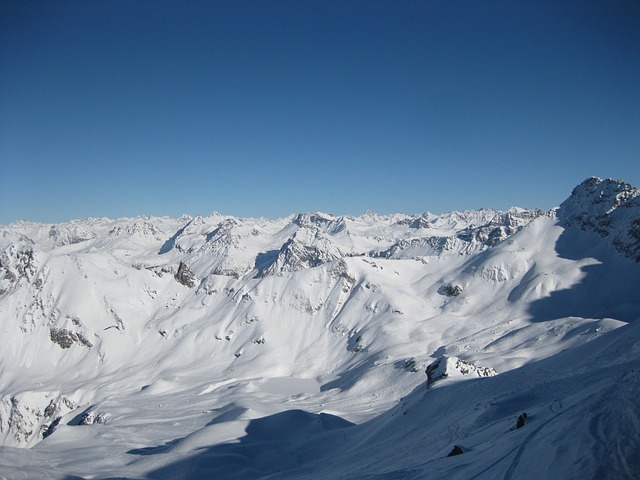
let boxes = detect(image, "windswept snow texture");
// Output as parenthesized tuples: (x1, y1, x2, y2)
(1, 177, 640, 479)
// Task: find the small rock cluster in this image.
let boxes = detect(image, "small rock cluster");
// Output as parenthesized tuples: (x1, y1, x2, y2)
(426, 355, 496, 388)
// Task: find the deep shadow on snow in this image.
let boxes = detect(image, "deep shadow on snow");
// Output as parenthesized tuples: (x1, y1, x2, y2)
(144, 322, 640, 480)
(143, 410, 354, 479)
(526, 207, 640, 323)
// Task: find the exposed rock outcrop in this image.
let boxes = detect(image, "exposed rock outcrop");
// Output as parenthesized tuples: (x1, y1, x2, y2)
(175, 261, 197, 287)
(375, 236, 463, 258)
(402, 358, 420, 373)
(80, 410, 107, 425)
(447, 445, 464, 457)
(426, 355, 497, 388)
(48, 224, 95, 246)
(50, 327, 93, 349)
(516, 412, 528, 429)
(439, 284, 463, 297)
(0, 393, 76, 447)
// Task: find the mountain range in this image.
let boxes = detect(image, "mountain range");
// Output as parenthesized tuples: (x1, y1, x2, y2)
(1, 176, 639, 479)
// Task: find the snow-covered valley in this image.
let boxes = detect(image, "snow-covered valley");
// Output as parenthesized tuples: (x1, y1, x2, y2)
(1, 177, 639, 479)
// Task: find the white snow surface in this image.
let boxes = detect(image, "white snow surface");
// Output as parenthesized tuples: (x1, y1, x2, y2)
(0, 177, 639, 479)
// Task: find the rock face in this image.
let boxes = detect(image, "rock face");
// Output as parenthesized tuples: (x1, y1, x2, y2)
(426, 356, 497, 388)
(256, 228, 342, 277)
(175, 261, 197, 287)
(80, 411, 107, 425)
(439, 284, 463, 297)
(0, 245, 37, 293)
(376, 236, 463, 258)
(559, 177, 640, 261)
(0, 393, 76, 447)
(50, 327, 93, 349)
(48, 224, 95, 246)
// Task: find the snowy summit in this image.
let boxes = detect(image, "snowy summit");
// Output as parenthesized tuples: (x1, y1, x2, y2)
(1, 177, 640, 479)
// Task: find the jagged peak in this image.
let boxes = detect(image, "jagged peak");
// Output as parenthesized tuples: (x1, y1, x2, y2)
(293, 212, 336, 227)
(559, 177, 640, 261)
(254, 228, 343, 277)
(564, 177, 639, 215)
(560, 177, 639, 221)
(358, 210, 380, 221)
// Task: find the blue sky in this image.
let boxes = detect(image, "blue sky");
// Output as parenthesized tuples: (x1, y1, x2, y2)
(1, 1, 639, 224)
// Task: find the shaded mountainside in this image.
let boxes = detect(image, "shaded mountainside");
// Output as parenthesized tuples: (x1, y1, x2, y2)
(0, 177, 639, 479)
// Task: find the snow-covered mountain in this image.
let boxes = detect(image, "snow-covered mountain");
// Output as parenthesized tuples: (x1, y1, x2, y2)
(1, 177, 639, 479)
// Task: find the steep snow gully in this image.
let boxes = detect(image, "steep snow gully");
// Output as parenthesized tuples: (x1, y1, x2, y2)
(1, 177, 639, 479)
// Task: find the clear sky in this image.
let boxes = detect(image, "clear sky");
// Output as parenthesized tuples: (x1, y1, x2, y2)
(1, 0, 639, 224)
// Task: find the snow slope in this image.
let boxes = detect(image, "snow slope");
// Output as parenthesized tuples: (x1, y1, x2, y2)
(0, 177, 639, 479)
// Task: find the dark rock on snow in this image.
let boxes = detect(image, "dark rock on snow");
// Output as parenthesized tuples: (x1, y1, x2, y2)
(516, 412, 528, 429)
(447, 445, 464, 457)
(175, 261, 197, 288)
